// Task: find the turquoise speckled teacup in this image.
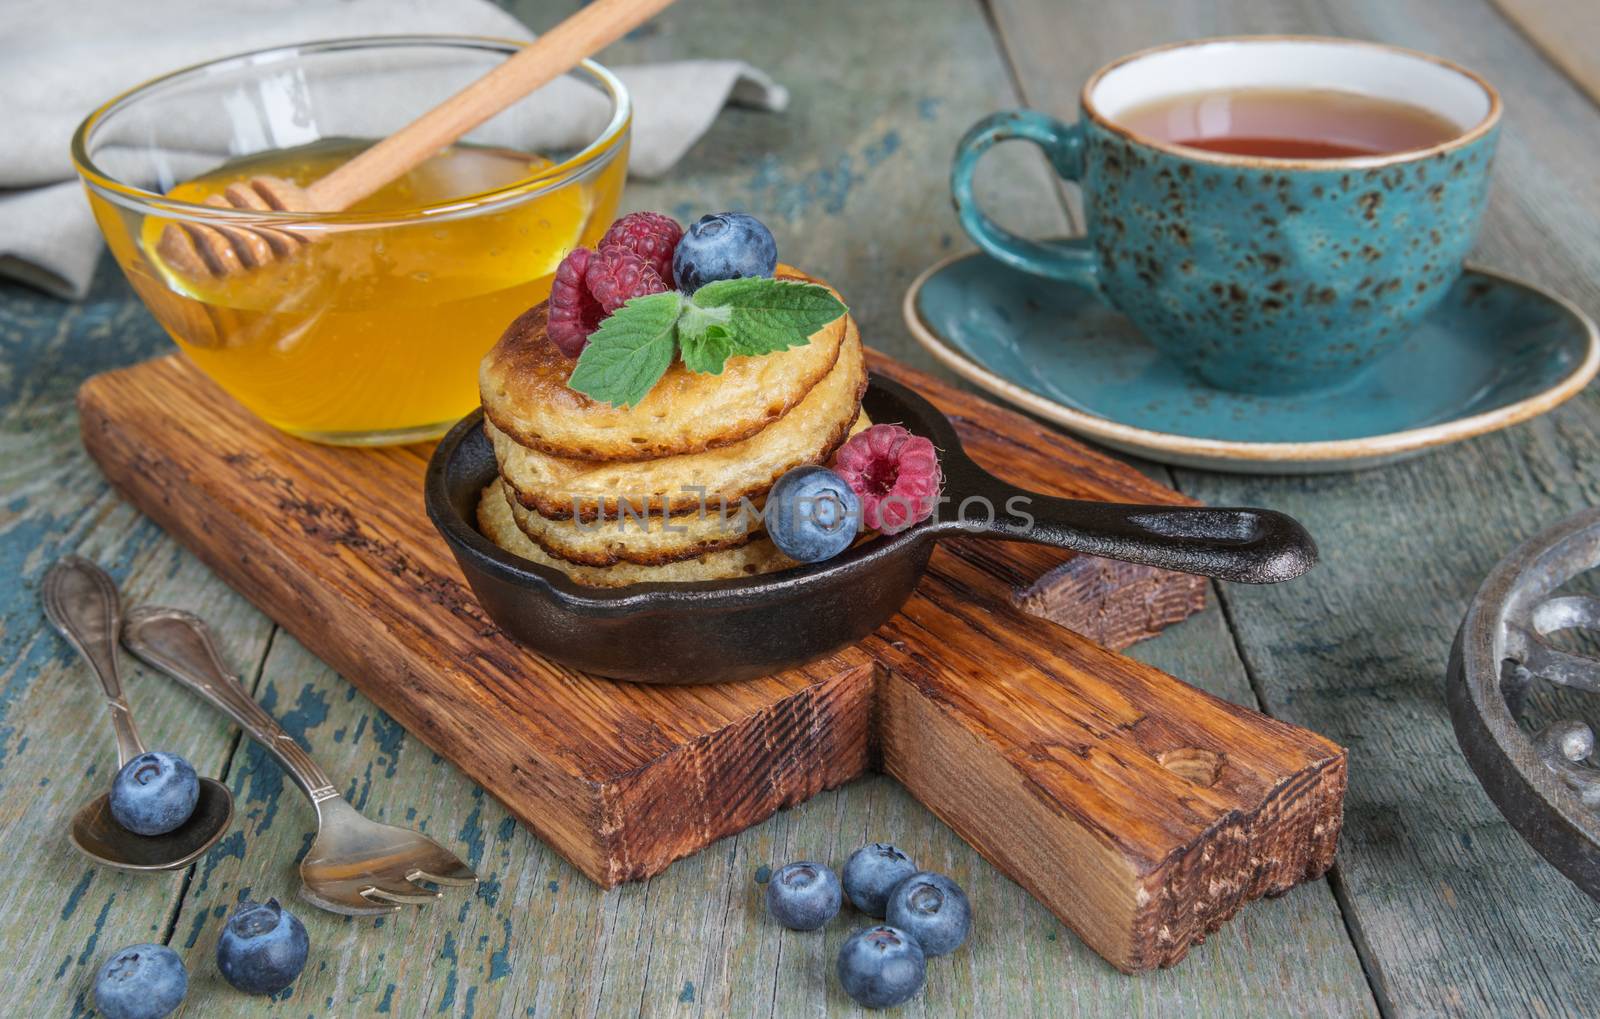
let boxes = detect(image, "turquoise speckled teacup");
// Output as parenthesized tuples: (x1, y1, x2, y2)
(952, 36, 1501, 394)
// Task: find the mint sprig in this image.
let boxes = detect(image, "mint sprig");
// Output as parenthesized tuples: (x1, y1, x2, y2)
(566, 291, 683, 409)
(567, 278, 847, 407)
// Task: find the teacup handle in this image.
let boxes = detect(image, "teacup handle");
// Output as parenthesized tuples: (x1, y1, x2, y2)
(951, 111, 1099, 288)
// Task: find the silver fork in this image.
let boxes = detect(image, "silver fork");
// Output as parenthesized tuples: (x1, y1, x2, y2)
(121, 606, 477, 915)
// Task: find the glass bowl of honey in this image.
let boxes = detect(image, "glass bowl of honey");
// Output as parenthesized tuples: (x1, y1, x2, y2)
(72, 36, 630, 445)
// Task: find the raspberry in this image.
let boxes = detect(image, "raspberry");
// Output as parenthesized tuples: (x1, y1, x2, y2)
(598, 212, 683, 283)
(833, 424, 943, 534)
(585, 245, 669, 314)
(547, 247, 605, 358)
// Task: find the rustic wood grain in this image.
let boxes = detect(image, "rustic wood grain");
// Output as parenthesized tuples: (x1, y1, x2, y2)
(72, 346, 1329, 973)
(0, 0, 1406, 1011)
(155, 616, 1369, 1016)
(1490, 0, 1600, 107)
(871, 552, 1344, 970)
(0, 271, 279, 1014)
(78, 355, 876, 889)
(988, 0, 1600, 1013)
(871, 353, 1210, 646)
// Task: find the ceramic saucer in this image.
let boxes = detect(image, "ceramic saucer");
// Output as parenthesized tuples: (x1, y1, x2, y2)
(904, 250, 1598, 474)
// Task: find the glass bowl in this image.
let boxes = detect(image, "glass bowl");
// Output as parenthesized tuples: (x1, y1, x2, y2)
(73, 36, 630, 445)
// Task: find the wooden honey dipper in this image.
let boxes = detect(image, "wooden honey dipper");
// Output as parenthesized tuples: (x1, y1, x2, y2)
(157, 0, 675, 280)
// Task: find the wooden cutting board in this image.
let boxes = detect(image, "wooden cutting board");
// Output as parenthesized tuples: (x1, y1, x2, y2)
(76, 350, 1344, 973)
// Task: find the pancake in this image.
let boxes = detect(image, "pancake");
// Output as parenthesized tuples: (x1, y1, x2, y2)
(507, 412, 872, 567)
(493, 319, 867, 521)
(481, 266, 848, 462)
(477, 482, 795, 587)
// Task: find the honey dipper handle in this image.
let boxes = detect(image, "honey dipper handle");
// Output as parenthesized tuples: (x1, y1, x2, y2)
(303, 0, 675, 211)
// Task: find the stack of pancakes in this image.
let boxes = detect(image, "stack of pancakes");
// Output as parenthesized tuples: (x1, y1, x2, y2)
(476, 266, 868, 586)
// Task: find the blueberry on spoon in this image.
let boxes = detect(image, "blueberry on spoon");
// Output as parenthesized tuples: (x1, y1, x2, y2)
(42, 556, 233, 872)
(109, 750, 199, 836)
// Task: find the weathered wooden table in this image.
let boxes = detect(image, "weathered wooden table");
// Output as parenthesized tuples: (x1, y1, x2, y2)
(6, 0, 1600, 1014)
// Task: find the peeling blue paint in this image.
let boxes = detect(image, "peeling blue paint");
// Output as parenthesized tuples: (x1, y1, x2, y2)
(183, 908, 211, 949)
(76, 895, 114, 966)
(496, 817, 516, 842)
(864, 130, 902, 168)
(236, 681, 330, 834)
(60, 871, 93, 920)
(489, 918, 513, 981)
(369, 710, 405, 779)
(376, 983, 396, 1013)
(476, 874, 502, 908)
(196, 830, 246, 892)
(437, 932, 458, 1013)
(680, 981, 696, 1003)
(746, 153, 862, 219)
(458, 788, 487, 868)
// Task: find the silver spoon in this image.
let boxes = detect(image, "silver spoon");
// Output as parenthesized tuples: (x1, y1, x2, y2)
(122, 607, 478, 915)
(41, 557, 234, 872)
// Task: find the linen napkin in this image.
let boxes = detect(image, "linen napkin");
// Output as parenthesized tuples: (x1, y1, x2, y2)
(0, 0, 789, 298)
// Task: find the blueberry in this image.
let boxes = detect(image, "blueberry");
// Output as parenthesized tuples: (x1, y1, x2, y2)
(765, 467, 861, 564)
(93, 943, 187, 1019)
(672, 212, 778, 293)
(109, 751, 199, 836)
(842, 842, 918, 917)
(765, 860, 842, 930)
(216, 898, 309, 995)
(836, 925, 926, 1009)
(885, 871, 972, 956)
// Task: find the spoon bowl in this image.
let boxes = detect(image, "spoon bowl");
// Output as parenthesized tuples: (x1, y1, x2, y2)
(42, 556, 235, 871)
(69, 778, 234, 873)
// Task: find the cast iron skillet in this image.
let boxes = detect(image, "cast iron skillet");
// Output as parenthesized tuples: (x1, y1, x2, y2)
(426, 375, 1317, 684)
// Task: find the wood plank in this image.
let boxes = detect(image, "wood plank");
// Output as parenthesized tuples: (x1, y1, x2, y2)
(871, 553, 1344, 971)
(0, 0, 1374, 1012)
(0, 272, 280, 1013)
(1491, 0, 1600, 107)
(989, 0, 1600, 1012)
(156, 617, 1361, 1016)
(590, 0, 1370, 1005)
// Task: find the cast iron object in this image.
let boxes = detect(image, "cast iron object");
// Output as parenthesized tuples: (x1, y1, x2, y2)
(426, 374, 1318, 684)
(1449, 506, 1600, 901)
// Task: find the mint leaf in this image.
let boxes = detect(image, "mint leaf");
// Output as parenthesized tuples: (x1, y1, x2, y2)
(677, 300, 735, 374)
(563, 278, 849, 401)
(567, 291, 682, 407)
(691, 278, 847, 357)
(681, 324, 735, 374)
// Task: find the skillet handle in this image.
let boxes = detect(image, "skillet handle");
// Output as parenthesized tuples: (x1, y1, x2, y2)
(933, 461, 1317, 584)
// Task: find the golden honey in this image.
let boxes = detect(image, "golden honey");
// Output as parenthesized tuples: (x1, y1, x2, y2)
(91, 137, 626, 443)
